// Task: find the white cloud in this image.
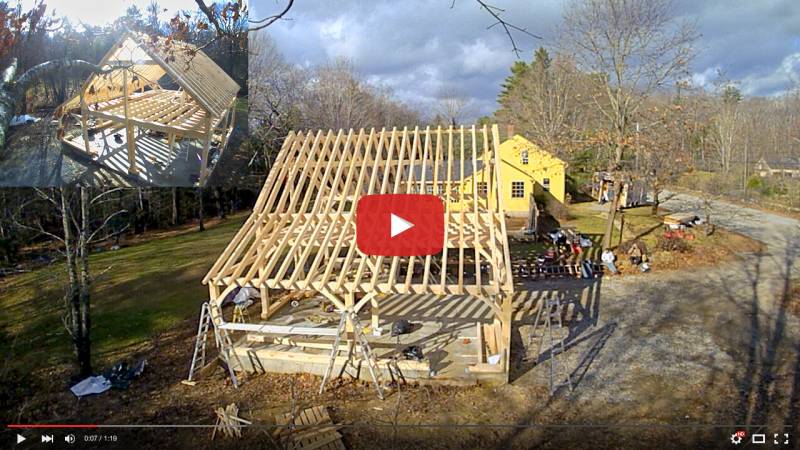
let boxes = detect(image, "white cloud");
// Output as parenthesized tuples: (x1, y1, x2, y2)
(740, 52, 800, 96)
(254, 0, 800, 121)
(460, 39, 514, 75)
(690, 66, 721, 90)
(318, 15, 363, 61)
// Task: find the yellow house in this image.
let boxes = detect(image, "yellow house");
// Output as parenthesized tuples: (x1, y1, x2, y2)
(417, 135, 566, 217)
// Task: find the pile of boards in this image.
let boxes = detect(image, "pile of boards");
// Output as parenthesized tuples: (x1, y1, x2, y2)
(212, 403, 251, 439)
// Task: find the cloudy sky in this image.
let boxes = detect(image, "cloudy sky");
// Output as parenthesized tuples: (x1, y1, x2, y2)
(254, 0, 799, 120)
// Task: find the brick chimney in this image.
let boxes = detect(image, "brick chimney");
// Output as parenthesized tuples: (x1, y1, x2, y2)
(506, 124, 515, 139)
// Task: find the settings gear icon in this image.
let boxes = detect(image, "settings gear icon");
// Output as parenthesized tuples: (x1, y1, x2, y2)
(730, 433, 743, 445)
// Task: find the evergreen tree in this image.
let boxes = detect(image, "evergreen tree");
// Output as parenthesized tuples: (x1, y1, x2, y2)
(497, 60, 529, 104)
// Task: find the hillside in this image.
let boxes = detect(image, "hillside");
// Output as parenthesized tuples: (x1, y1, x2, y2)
(0, 215, 245, 374)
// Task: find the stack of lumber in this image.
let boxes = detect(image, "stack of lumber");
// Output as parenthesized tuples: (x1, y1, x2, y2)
(663, 213, 698, 228)
(212, 403, 251, 439)
(468, 321, 505, 373)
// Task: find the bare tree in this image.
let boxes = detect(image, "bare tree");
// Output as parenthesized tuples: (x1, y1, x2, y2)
(561, 0, 698, 248)
(13, 187, 128, 376)
(496, 49, 589, 152)
(248, 32, 308, 167)
(436, 86, 472, 126)
(710, 81, 742, 174)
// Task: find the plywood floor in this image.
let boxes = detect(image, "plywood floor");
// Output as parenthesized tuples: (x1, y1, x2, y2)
(64, 126, 214, 186)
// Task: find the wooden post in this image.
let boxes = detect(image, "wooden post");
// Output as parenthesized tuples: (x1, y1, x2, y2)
(500, 294, 513, 377)
(344, 292, 354, 331)
(209, 283, 220, 303)
(294, 253, 305, 278)
(370, 295, 380, 331)
(79, 92, 92, 155)
(344, 292, 355, 352)
(199, 115, 212, 185)
(122, 67, 138, 174)
(259, 285, 270, 320)
(167, 133, 175, 154)
(229, 103, 236, 129)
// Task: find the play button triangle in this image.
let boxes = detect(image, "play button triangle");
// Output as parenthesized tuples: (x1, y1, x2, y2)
(390, 213, 414, 238)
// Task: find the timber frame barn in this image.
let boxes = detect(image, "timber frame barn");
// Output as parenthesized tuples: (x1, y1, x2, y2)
(57, 31, 240, 185)
(203, 125, 516, 384)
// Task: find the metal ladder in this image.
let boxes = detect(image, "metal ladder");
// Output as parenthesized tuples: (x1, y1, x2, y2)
(187, 302, 241, 388)
(187, 302, 213, 382)
(536, 297, 573, 396)
(319, 309, 386, 400)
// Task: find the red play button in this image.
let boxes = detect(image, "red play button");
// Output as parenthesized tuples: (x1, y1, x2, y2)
(356, 194, 444, 256)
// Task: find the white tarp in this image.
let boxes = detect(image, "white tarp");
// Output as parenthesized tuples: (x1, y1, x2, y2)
(232, 287, 259, 305)
(70, 375, 111, 397)
(9, 114, 41, 127)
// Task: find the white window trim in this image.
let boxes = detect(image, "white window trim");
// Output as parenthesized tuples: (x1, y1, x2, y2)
(511, 181, 525, 198)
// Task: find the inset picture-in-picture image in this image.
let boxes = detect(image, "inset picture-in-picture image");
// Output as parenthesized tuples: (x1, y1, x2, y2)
(0, 0, 248, 187)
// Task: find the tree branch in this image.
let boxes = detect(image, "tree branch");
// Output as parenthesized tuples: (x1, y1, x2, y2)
(87, 210, 129, 244)
(472, 0, 541, 57)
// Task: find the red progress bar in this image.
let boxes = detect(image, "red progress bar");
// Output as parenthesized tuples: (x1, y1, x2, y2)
(8, 424, 99, 429)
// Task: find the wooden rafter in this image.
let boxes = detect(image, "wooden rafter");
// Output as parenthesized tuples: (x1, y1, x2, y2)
(204, 125, 514, 301)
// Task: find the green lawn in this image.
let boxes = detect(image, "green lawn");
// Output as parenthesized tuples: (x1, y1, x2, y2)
(0, 215, 245, 373)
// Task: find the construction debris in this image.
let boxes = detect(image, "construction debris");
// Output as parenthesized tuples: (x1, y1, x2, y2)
(274, 406, 345, 450)
(70, 376, 111, 397)
(9, 114, 40, 127)
(212, 403, 251, 440)
(402, 346, 424, 361)
(69, 359, 147, 397)
(391, 319, 412, 336)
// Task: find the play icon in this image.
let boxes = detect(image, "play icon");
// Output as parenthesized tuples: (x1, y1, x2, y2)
(390, 213, 414, 238)
(17, 434, 26, 444)
(356, 194, 444, 256)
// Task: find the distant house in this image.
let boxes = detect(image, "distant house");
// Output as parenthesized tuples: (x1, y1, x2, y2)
(413, 135, 567, 217)
(755, 157, 800, 178)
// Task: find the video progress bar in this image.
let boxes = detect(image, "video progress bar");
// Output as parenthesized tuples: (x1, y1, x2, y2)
(7, 424, 795, 430)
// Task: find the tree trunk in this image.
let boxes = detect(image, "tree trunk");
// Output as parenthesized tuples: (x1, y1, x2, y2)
(197, 188, 205, 232)
(61, 187, 91, 376)
(171, 187, 179, 226)
(77, 186, 92, 377)
(651, 184, 660, 216)
(602, 181, 622, 249)
(216, 187, 226, 219)
(0, 60, 19, 152)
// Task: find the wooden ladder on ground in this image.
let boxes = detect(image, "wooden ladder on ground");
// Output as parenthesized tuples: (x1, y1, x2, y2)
(319, 309, 387, 400)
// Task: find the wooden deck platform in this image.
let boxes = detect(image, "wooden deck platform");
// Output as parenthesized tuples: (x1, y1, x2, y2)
(85, 90, 219, 139)
(63, 124, 210, 186)
(226, 292, 513, 385)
